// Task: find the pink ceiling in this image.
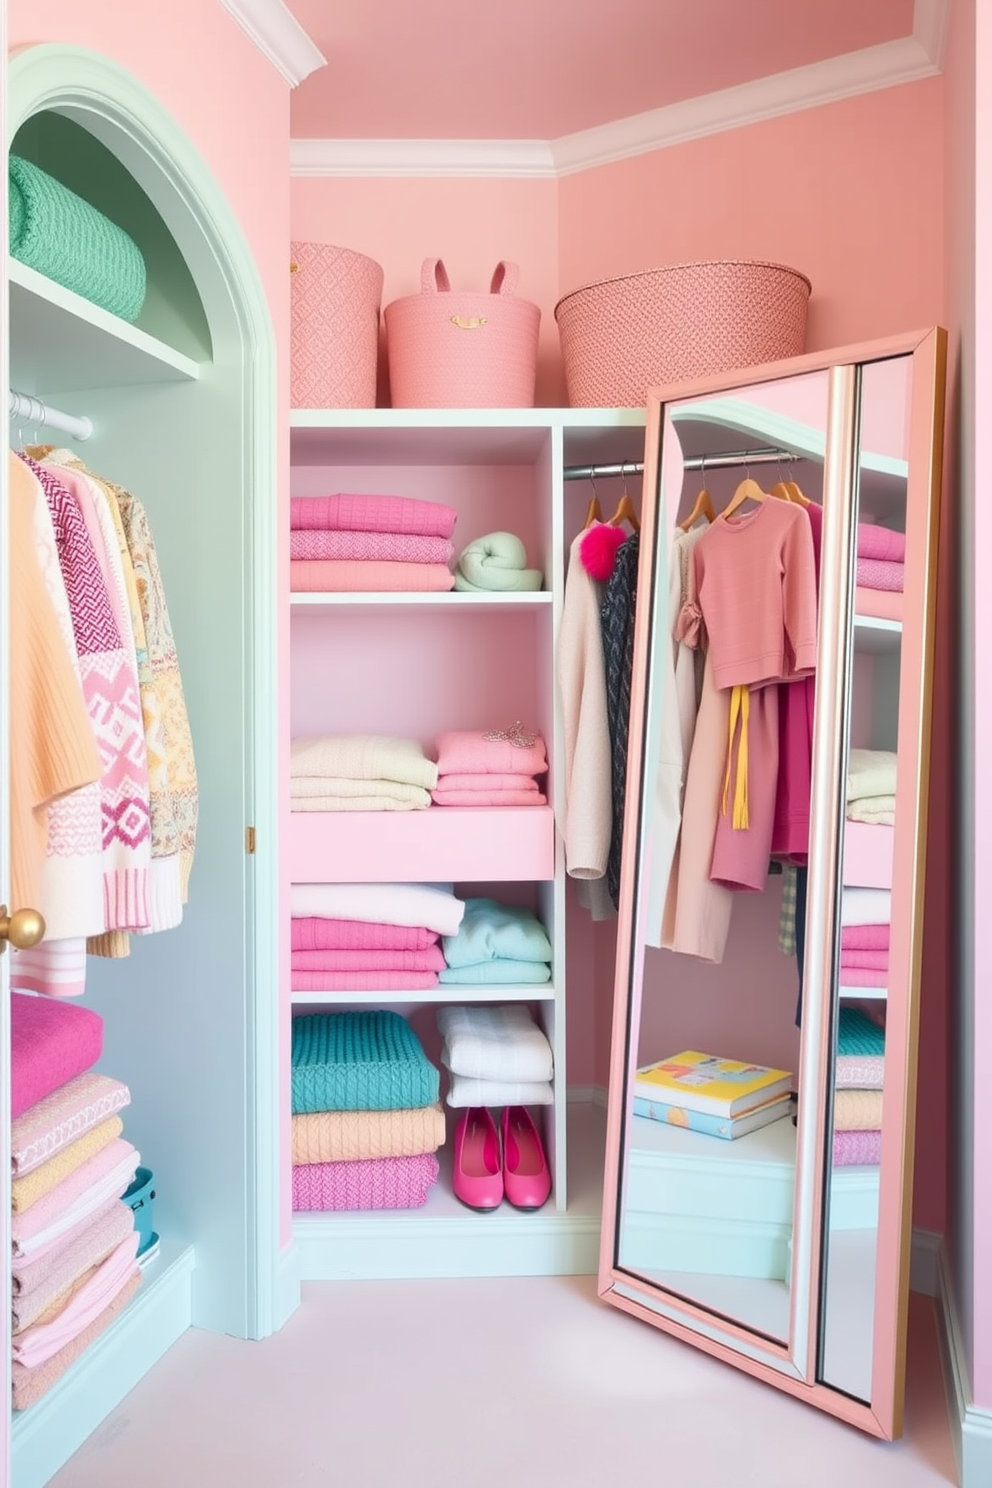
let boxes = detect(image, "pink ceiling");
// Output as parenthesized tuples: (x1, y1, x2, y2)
(288, 0, 914, 140)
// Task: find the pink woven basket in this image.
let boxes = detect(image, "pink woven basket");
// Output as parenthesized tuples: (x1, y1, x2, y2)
(554, 259, 811, 407)
(385, 259, 541, 408)
(291, 240, 384, 408)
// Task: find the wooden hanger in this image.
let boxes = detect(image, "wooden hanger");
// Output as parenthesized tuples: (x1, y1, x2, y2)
(608, 491, 640, 533)
(770, 480, 794, 502)
(719, 476, 767, 520)
(679, 486, 716, 531)
(583, 495, 603, 529)
(785, 478, 811, 507)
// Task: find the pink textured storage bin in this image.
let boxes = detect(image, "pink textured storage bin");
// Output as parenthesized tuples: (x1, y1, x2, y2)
(554, 259, 811, 407)
(291, 240, 384, 408)
(384, 259, 540, 408)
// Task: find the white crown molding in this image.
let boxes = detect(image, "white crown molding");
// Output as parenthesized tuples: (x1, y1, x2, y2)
(290, 136, 555, 179)
(290, 0, 948, 178)
(216, 0, 325, 87)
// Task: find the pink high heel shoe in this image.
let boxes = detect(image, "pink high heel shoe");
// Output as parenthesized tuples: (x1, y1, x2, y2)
(452, 1107, 503, 1210)
(500, 1105, 551, 1210)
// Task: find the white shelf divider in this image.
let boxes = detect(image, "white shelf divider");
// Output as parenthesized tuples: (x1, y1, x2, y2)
(291, 983, 557, 1007)
(290, 590, 552, 615)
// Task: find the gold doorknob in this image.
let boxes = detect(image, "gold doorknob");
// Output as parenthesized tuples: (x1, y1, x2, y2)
(0, 906, 45, 952)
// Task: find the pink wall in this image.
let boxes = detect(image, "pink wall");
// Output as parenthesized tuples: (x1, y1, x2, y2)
(559, 81, 945, 356)
(291, 177, 563, 405)
(8, 0, 294, 1242)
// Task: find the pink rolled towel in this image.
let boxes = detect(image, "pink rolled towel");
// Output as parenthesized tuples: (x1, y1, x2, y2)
(291, 560, 455, 593)
(431, 789, 548, 807)
(291, 494, 457, 539)
(435, 773, 541, 792)
(833, 1129, 882, 1166)
(11, 992, 104, 1119)
(290, 530, 454, 564)
(12, 1270, 141, 1412)
(840, 924, 890, 952)
(291, 970, 440, 992)
(856, 558, 904, 592)
(291, 946, 446, 973)
(855, 587, 902, 623)
(292, 1152, 440, 1211)
(837, 967, 888, 988)
(291, 918, 438, 952)
(434, 729, 548, 778)
(839, 949, 889, 971)
(857, 523, 906, 562)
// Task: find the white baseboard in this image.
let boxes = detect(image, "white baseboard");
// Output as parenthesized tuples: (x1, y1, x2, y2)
(567, 1082, 608, 1108)
(934, 1242, 992, 1488)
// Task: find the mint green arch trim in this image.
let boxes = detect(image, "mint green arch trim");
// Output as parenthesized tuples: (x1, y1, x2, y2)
(7, 42, 283, 1337)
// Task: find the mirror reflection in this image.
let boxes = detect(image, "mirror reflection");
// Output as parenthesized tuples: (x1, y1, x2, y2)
(617, 369, 831, 1343)
(818, 354, 911, 1401)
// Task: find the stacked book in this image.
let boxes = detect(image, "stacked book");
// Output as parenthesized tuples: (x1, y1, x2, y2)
(633, 1050, 793, 1140)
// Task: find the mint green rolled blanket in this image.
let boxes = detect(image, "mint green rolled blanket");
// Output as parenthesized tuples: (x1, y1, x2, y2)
(9, 155, 147, 323)
(455, 531, 543, 592)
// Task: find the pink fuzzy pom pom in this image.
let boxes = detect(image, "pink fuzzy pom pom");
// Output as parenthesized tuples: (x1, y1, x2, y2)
(579, 523, 626, 580)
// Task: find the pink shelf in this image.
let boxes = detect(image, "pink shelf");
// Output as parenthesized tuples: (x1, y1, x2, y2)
(289, 807, 556, 884)
(842, 821, 894, 890)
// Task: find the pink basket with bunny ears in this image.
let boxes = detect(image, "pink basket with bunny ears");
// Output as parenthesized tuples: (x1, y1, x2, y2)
(384, 259, 541, 408)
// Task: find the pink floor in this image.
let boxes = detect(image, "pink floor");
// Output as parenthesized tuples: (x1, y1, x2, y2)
(49, 1282, 955, 1487)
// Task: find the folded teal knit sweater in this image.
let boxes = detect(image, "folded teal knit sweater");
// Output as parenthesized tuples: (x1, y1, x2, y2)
(292, 1010, 439, 1114)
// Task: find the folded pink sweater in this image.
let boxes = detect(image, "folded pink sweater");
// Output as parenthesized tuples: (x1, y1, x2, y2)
(291, 946, 446, 973)
(12, 1196, 124, 1282)
(12, 1201, 135, 1317)
(11, 992, 104, 1119)
(434, 729, 548, 777)
(855, 586, 902, 622)
(436, 772, 541, 792)
(292, 1153, 439, 1211)
(291, 560, 455, 593)
(839, 949, 889, 971)
(13, 1233, 139, 1369)
(291, 918, 438, 952)
(857, 522, 906, 562)
(12, 1270, 141, 1412)
(840, 924, 889, 951)
(11, 1071, 131, 1178)
(291, 970, 439, 992)
(431, 789, 548, 807)
(11, 1139, 138, 1251)
(290, 530, 454, 564)
(833, 1129, 882, 1166)
(837, 967, 888, 988)
(856, 557, 904, 592)
(291, 494, 457, 539)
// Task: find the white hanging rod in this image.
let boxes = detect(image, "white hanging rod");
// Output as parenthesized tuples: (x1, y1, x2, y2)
(8, 390, 93, 443)
(563, 446, 804, 481)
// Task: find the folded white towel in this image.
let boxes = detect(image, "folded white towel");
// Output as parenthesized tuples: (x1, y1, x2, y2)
(847, 795, 896, 825)
(445, 1070, 553, 1108)
(289, 882, 465, 937)
(846, 749, 897, 802)
(840, 887, 892, 928)
(291, 735, 438, 791)
(290, 788, 431, 811)
(437, 1004, 553, 1082)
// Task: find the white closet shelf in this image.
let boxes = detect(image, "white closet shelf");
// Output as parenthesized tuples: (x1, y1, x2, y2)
(839, 986, 887, 1001)
(853, 614, 902, 653)
(8, 259, 201, 394)
(11, 1240, 194, 1488)
(291, 983, 557, 1007)
(291, 1101, 605, 1281)
(290, 590, 552, 615)
(290, 806, 556, 883)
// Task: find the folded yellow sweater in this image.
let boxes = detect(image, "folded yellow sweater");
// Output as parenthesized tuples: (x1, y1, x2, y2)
(292, 1104, 446, 1164)
(10, 1116, 124, 1214)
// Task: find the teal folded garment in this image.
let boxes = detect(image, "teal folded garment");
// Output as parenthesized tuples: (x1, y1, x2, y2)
(439, 959, 552, 986)
(442, 897, 552, 969)
(837, 1007, 885, 1057)
(9, 155, 147, 323)
(455, 532, 543, 592)
(292, 1010, 439, 1114)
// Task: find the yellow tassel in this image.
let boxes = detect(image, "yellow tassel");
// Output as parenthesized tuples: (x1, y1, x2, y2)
(721, 685, 741, 818)
(733, 685, 750, 830)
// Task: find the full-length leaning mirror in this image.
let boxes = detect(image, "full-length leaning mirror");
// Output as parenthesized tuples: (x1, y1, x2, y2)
(598, 329, 945, 1440)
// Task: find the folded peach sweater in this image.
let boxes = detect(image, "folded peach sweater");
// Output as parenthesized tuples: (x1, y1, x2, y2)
(290, 559, 454, 592)
(292, 1104, 446, 1164)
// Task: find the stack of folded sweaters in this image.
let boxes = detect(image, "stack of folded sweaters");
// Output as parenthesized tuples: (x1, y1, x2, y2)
(440, 898, 553, 987)
(290, 882, 465, 993)
(291, 734, 438, 813)
(438, 1004, 554, 1108)
(290, 493, 457, 593)
(832, 1006, 885, 1167)
(847, 748, 897, 827)
(855, 521, 905, 622)
(839, 887, 891, 992)
(292, 1011, 443, 1211)
(432, 728, 548, 807)
(10, 993, 142, 1412)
